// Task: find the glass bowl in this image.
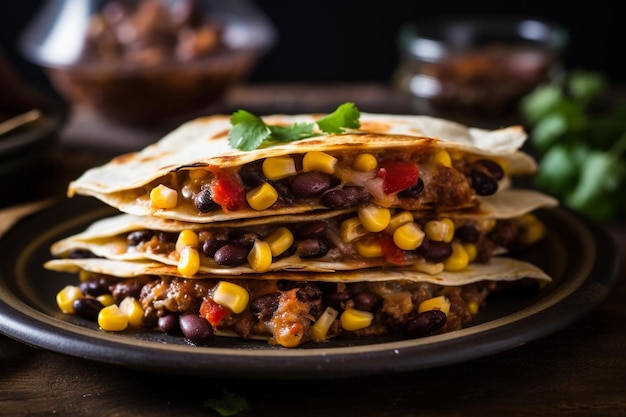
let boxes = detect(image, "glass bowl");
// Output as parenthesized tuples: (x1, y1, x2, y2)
(19, 0, 276, 126)
(394, 16, 568, 127)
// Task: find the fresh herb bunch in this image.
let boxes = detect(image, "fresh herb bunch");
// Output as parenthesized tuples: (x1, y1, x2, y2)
(520, 69, 626, 221)
(228, 102, 361, 151)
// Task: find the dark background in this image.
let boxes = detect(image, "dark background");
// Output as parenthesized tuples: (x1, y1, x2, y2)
(0, 0, 622, 97)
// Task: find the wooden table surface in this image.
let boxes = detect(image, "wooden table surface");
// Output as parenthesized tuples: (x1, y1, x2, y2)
(1, 83, 625, 416)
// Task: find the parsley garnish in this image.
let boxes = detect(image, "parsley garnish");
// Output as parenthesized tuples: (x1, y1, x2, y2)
(228, 102, 361, 151)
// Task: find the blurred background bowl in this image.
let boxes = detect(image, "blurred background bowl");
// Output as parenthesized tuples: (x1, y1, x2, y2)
(394, 16, 568, 127)
(19, 0, 276, 126)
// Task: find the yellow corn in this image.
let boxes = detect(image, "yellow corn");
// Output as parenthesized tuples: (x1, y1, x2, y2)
(177, 246, 200, 276)
(411, 259, 444, 274)
(385, 211, 414, 234)
(150, 184, 178, 209)
(176, 229, 199, 252)
(340, 308, 374, 331)
(311, 306, 339, 341)
(517, 213, 545, 245)
(355, 238, 383, 258)
(418, 296, 451, 316)
(302, 151, 337, 174)
(262, 156, 297, 180)
(213, 281, 249, 314)
(248, 239, 273, 272)
(467, 300, 480, 315)
(434, 150, 452, 167)
(246, 182, 278, 211)
(96, 294, 115, 307)
(424, 218, 455, 242)
(98, 304, 129, 331)
(56, 285, 84, 314)
(358, 204, 391, 232)
(463, 242, 477, 262)
(265, 226, 294, 256)
(352, 153, 378, 171)
(188, 168, 209, 180)
(78, 270, 91, 282)
(340, 217, 368, 243)
(443, 242, 469, 271)
(119, 296, 144, 328)
(393, 222, 425, 250)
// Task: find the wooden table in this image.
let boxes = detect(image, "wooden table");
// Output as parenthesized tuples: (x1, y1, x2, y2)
(1, 83, 625, 416)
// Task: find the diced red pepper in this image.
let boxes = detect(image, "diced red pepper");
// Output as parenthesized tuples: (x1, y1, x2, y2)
(376, 159, 419, 194)
(209, 168, 247, 210)
(380, 234, 406, 265)
(200, 297, 228, 326)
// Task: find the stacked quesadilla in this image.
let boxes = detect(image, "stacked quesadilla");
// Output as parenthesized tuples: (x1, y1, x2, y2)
(46, 108, 557, 347)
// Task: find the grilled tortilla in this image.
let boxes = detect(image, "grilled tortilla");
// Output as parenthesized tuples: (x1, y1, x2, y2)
(66, 113, 537, 222)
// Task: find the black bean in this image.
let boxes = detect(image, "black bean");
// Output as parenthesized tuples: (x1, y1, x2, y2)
(352, 291, 381, 312)
(324, 290, 351, 310)
(179, 314, 214, 345)
(239, 161, 265, 187)
(321, 186, 370, 209)
(475, 159, 504, 180)
(126, 230, 154, 246)
(111, 281, 144, 303)
(296, 221, 328, 238)
(194, 188, 218, 212)
(471, 170, 499, 196)
(158, 313, 181, 335)
(73, 297, 104, 321)
(398, 177, 425, 197)
(455, 224, 480, 243)
(296, 237, 330, 258)
(419, 240, 452, 263)
(294, 282, 322, 303)
(157, 231, 178, 243)
(250, 292, 281, 320)
(213, 243, 249, 266)
(271, 180, 295, 205)
(404, 310, 447, 338)
(201, 237, 228, 257)
(289, 171, 333, 198)
(68, 249, 97, 259)
(79, 277, 111, 297)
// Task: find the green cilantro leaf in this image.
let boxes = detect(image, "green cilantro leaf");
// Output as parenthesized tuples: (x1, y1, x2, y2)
(204, 390, 248, 417)
(228, 102, 361, 151)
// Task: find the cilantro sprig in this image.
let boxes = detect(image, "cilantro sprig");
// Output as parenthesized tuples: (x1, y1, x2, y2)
(520, 69, 626, 220)
(228, 102, 361, 151)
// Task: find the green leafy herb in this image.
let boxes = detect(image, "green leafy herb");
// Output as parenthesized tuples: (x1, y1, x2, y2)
(520, 69, 626, 220)
(204, 390, 248, 417)
(228, 102, 361, 151)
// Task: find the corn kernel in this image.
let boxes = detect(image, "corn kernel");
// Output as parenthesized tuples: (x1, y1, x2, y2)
(393, 222, 425, 250)
(265, 226, 294, 256)
(340, 217, 367, 243)
(150, 184, 178, 209)
(340, 308, 373, 331)
(467, 300, 480, 315)
(302, 151, 337, 174)
(385, 211, 414, 234)
(98, 304, 129, 331)
(178, 246, 200, 276)
(352, 153, 378, 171)
(188, 169, 209, 180)
(119, 296, 144, 328)
(96, 294, 115, 307)
(418, 296, 451, 316)
(517, 213, 545, 245)
(443, 242, 469, 271)
(248, 239, 273, 272)
(311, 306, 339, 341)
(213, 281, 249, 314)
(424, 218, 454, 242)
(262, 156, 296, 180)
(411, 259, 444, 274)
(56, 285, 83, 314)
(358, 204, 391, 232)
(355, 237, 383, 258)
(463, 242, 477, 262)
(246, 182, 278, 211)
(434, 150, 452, 167)
(176, 229, 199, 252)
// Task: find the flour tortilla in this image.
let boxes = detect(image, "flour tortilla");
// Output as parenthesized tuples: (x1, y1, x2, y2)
(66, 113, 538, 222)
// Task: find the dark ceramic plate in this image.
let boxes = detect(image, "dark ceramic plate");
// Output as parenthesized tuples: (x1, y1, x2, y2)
(0, 197, 620, 379)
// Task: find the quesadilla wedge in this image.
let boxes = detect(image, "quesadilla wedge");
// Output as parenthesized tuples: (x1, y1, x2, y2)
(46, 189, 557, 276)
(66, 113, 537, 223)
